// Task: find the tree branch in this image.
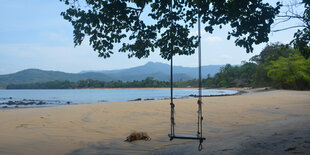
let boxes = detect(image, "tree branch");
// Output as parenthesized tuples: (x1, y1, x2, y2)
(272, 25, 306, 32)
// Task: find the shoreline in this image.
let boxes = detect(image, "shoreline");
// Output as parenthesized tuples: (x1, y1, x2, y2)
(2, 87, 269, 90)
(0, 90, 309, 154)
(2, 87, 198, 90)
(0, 88, 242, 109)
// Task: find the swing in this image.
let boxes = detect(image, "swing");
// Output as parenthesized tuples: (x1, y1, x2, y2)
(167, 0, 205, 151)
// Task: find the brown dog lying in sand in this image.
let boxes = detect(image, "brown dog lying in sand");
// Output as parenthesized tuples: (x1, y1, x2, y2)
(125, 131, 151, 142)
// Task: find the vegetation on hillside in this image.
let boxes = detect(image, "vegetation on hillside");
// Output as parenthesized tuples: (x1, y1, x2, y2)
(203, 43, 310, 89)
(6, 77, 170, 89)
(0, 63, 223, 86)
(6, 43, 310, 90)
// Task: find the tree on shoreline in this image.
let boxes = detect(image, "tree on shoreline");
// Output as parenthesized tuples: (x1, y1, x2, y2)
(267, 53, 310, 89)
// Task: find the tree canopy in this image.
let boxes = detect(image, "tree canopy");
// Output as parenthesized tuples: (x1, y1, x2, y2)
(291, 0, 310, 59)
(60, 0, 281, 60)
(267, 53, 310, 89)
(201, 43, 310, 89)
(249, 43, 295, 64)
(275, 0, 310, 59)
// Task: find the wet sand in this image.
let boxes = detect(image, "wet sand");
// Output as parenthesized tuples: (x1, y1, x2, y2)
(0, 89, 309, 155)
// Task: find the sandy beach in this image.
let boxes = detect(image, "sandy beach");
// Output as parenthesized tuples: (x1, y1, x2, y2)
(0, 89, 309, 155)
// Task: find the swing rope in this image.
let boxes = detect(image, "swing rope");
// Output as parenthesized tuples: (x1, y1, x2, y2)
(169, 0, 175, 141)
(197, 1, 204, 150)
(169, 0, 204, 151)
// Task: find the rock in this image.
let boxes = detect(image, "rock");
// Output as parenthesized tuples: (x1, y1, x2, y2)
(7, 101, 14, 105)
(130, 98, 142, 101)
(285, 146, 296, 151)
(36, 101, 46, 105)
(144, 98, 154, 100)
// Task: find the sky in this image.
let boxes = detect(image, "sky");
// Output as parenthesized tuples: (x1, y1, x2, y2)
(0, 0, 305, 75)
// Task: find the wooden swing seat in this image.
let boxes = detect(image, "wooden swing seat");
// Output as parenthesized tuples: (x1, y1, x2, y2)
(168, 134, 206, 140)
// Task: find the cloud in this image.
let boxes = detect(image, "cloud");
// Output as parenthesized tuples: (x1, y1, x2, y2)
(40, 32, 71, 43)
(0, 41, 153, 74)
(0, 68, 4, 73)
(189, 30, 206, 37)
(0, 42, 99, 73)
(204, 36, 223, 43)
(220, 54, 233, 60)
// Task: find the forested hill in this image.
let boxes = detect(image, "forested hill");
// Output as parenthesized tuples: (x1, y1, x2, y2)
(0, 62, 224, 88)
(80, 62, 223, 80)
(0, 69, 112, 84)
(2, 43, 310, 90)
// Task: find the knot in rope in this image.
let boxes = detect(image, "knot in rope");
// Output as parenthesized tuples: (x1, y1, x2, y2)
(198, 139, 203, 151)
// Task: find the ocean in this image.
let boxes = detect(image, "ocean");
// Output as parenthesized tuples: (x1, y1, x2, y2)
(0, 89, 237, 108)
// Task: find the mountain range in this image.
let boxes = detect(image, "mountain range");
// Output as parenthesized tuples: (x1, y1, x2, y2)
(0, 62, 224, 88)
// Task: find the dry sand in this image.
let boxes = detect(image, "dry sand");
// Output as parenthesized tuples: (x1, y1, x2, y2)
(0, 89, 309, 155)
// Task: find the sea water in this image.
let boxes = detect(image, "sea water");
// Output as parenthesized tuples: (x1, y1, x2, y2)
(0, 89, 237, 108)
